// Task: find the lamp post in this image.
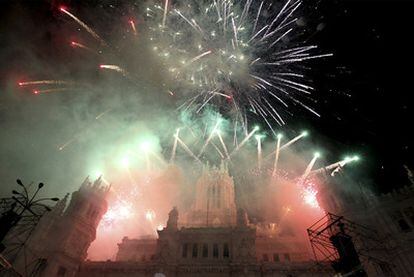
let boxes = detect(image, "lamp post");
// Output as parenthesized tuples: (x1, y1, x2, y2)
(0, 179, 59, 252)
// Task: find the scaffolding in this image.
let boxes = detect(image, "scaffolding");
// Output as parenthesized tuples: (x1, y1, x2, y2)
(307, 213, 394, 276)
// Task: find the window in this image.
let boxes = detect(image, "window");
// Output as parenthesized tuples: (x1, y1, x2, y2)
(223, 243, 229, 258)
(202, 244, 208, 258)
(398, 219, 411, 232)
(182, 243, 188, 258)
(213, 243, 219, 258)
(379, 262, 394, 276)
(57, 266, 67, 276)
(284, 253, 290, 262)
(404, 207, 414, 226)
(263, 254, 269, 262)
(273, 253, 280, 262)
(192, 243, 198, 258)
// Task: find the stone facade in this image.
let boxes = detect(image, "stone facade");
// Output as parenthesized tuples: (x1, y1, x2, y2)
(77, 208, 330, 277)
(76, 166, 330, 276)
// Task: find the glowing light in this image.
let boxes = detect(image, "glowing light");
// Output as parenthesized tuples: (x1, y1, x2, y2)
(119, 155, 130, 168)
(140, 140, 152, 152)
(255, 134, 265, 141)
(101, 201, 134, 228)
(129, 20, 137, 35)
(301, 131, 309, 137)
(314, 152, 321, 158)
(302, 182, 320, 209)
(92, 170, 103, 179)
(145, 210, 156, 222)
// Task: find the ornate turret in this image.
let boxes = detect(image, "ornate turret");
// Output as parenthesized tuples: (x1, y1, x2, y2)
(7, 177, 109, 277)
(186, 162, 237, 227)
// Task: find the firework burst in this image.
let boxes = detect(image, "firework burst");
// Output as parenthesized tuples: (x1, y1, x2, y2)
(147, 0, 332, 133)
(18, 0, 331, 135)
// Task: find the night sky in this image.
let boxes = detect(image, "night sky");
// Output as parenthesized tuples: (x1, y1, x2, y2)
(0, 0, 413, 197)
(309, 0, 414, 192)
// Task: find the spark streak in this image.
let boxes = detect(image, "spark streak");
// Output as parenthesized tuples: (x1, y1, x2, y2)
(162, 0, 169, 27)
(71, 41, 98, 54)
(256, 135, 263, 170)
(60, 7, 107, 46)
(217, 131, 230, 159)
(18, 80, 70, 86)
(309, 156, 360, 177)
(33, 88, 68, 94)
(272, 134, 283, 177)
(100, 65, 128, 76)
(189, 50, 213, 64)
(298, 153, 320, 186)
(175, 134, 202, 163)
(170, 128, 180, 162)
(197, 120, 220, 158)
(129, 20, 137, 36)
(280, 131, 308, 151)
(229, 126, 259, 158)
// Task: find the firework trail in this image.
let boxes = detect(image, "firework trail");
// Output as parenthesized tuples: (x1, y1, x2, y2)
(71, 41, 98, 54)
(264, 131, 308, 161)
(60, 7, 107, 46)
(129, 20, 137, 36)
(95, 109, 112, 120)
(170, 128, 180, 162)
(174, 134, 202, 163)
(298, 153, 320, 186)
(309, 156, 360, 177)
(99, 65, 129, 76)
(229, 126, 259, 157)
(58, 110, 112, 151)
(256, 135, 263, 170)
(58, 137, 77, 151)
(33, 88, 69, 94)
(272, 134, 283, 177)
(18, 80, 71, 86)
(197, 120, 221, 158)
(217, 131, 230, 159)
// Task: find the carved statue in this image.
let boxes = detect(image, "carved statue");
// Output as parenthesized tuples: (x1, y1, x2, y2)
(166, 207, 178, 230)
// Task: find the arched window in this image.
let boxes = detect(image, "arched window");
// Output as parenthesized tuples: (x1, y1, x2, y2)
(202, 244, 208, 258)
(223, 243, 229, 258)
(213, 243, 219, 258)
(192, 244, 198, 258)
(398, 219, 411, 232)
(182, 243, 188, 258)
